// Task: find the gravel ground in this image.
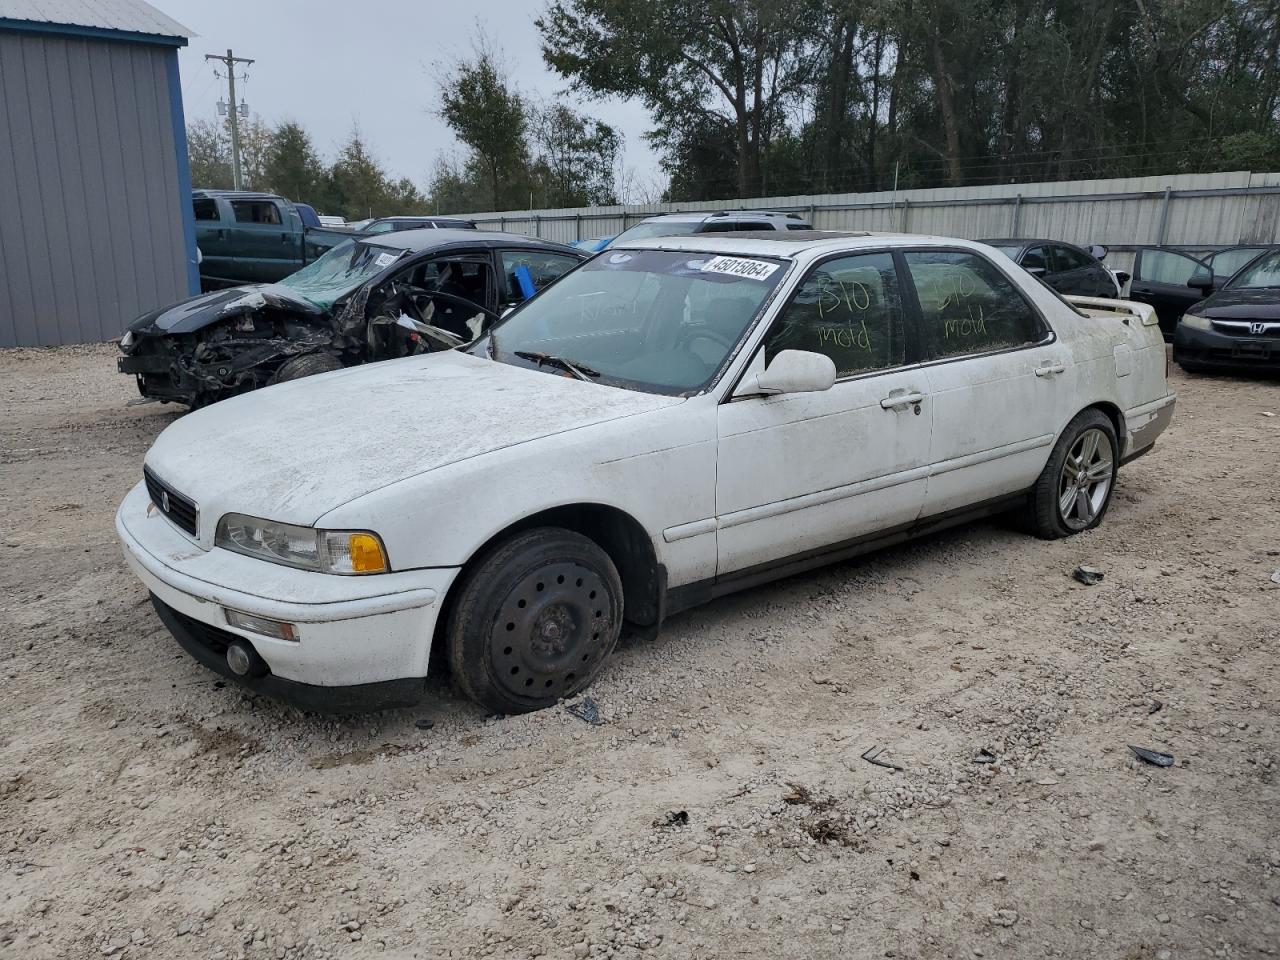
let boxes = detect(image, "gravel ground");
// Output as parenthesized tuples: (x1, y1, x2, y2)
(1, 343, 1278, 960)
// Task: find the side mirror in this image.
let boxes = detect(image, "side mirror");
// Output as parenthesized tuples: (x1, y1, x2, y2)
(735, 349, 837, 398)
(1187, 273, 1214, 292)
(1089, 244, 1108, 261)
(1025, 265, 1047, 277)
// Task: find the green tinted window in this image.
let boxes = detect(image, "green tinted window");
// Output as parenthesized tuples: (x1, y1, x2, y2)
(905, 250, 1046, 359)
(765, 253, 906, 377)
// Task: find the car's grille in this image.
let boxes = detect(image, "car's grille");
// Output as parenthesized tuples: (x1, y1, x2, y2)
(143, 466, 199, 537)
(1211, 319, 1280, 337)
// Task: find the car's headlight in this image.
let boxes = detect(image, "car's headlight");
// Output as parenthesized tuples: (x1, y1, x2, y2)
(1180, 312, 1212, 331)
(215, 513, 389, 575)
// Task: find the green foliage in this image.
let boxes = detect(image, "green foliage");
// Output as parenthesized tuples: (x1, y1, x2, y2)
(186, 118, 428, 220)
(437, 40, 532, 210)
(541, 0, 1280, 201)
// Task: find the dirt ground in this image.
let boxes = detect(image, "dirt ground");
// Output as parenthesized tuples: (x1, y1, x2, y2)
(1, 344, 1277, 960)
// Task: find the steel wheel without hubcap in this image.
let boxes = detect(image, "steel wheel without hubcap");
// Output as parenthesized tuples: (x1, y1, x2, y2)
(1058, 427, 1114, 531)
(490, 561, 613, 700)
(447, 527, 624, 714)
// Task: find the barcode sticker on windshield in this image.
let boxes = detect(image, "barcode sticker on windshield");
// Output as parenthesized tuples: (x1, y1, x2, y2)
(698, 256, 780, 281)
(374, 252, 397, 268)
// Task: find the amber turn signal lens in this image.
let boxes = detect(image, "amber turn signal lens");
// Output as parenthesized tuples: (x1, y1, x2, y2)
(348, 533, 387, 574)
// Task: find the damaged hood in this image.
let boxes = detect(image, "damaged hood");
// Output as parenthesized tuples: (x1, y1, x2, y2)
(126, 284, 326, 336)
(143, 350, 684, 532)
(1195, 287, 1280, 321)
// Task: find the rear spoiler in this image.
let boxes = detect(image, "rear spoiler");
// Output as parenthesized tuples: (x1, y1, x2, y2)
(1064, 295, 1160, 326)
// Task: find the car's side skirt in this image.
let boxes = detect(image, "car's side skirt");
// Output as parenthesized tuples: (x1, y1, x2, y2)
(663, 491, 1029, 619)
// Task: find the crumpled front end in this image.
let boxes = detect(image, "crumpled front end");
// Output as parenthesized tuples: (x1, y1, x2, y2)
(118, 287, 336, 406)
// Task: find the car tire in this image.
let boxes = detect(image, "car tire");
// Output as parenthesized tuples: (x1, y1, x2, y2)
(446, 528, 624, 715)
(1022, 409, 1118, 540)
(270, 352, 343, 384)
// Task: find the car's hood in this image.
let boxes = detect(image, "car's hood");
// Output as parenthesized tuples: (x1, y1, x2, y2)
(1196, 287, 1280, 321)
(143, 350, 684, 531)
(126, 284, 326, 337)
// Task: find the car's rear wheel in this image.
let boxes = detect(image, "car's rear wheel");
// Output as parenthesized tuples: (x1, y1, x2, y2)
(446, 528, 623, 714)
(270, 352, 343, 384)
(1023, 409, 1118, 539)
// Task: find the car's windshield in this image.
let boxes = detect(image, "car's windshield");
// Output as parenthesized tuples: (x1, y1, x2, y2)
(471, 249, 789, 395)
(608, 220, 704, 246)
(278, 240, 405, 308)
(1226, 250, 1280, 289)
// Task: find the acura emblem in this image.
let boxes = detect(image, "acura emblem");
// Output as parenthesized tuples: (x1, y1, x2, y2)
(160, 490, 170, 512)
(1251, 322, 1266, 335)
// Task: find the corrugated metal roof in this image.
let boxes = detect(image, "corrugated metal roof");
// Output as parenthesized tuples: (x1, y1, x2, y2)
(0, 0, 191, 38)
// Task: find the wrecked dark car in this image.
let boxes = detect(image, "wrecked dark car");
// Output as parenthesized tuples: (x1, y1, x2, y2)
(118, 230, 586, 407)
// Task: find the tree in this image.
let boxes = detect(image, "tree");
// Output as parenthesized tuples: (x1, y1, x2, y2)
(187, 118, 230, 189)
(538, 0, 826, 198)
(437, 38, 531, 210)
(265, 121, 326, 205)
(529, 102, 621, 206)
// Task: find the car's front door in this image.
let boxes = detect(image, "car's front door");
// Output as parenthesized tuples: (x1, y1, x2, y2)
(715, 252, 932, 575)
(900, 249, 1066, 518)
(1129, 249, 1207, 338)
(1051, 243, 1108, 296)
(228, 198, 298, 282)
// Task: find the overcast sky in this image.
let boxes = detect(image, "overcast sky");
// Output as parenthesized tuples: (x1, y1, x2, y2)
(157, 0, 663, 196)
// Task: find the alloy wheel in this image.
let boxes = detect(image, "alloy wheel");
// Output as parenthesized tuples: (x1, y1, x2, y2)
(1058, 427, 1114, 530)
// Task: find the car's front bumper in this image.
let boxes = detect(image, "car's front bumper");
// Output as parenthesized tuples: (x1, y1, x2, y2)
(115, 481, 459, 709)
(1173, 324, 1280, 368)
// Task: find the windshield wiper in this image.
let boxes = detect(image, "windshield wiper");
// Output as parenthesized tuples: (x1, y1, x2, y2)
(513, 350, 600, 382)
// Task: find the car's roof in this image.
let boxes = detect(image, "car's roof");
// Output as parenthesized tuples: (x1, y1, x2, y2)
(371, 215, 473, 223)
(192, 189, 283, 202)
(640, 210, 803, 224)
(362, 228, 581, 254)
(979, 237, 1082, 248)
(611, 230, 896, 254)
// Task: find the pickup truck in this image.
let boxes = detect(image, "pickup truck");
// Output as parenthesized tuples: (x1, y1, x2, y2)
(192, 189, 361, 289)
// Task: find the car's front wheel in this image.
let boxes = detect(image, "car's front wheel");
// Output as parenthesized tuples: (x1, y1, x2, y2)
(1023, 409, 1118, 539)
(446, 528, 624, 714)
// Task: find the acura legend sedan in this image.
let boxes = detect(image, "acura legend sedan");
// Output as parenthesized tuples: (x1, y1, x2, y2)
(116, 232, 1175, 714)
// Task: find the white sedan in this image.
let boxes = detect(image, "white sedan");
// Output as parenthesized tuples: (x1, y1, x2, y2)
(116, 232, 1176, 714)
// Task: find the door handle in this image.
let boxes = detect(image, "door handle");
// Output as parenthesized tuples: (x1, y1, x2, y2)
(1034, 364, 1066, 377)
(880, 391, 925, 410)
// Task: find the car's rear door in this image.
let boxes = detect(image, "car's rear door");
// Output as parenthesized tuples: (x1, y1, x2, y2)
(901, 249, 1066, 518)
(715, 251, 932, 575)
(1129, 249, 1207, 338)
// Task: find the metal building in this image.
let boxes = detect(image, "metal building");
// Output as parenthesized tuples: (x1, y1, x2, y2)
(0, 0, 196, 348)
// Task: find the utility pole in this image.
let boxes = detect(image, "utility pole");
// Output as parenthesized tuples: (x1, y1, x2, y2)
(206, 48, 254, 189)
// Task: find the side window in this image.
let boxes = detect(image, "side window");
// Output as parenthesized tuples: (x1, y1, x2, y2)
(1136, 250, 1203, 285)
(1022, 246, 1052, 272)
(786, 222, 812, 231)
(733, 222, 772, 231)
(1055, 245, 1094, 271)
(230, 200, 283, 225)
(192, 199, 219, 221)
(904, 250, 1047, 360)
(1206, 247, 1266, 279)
(498, 250, 582, 303)
(763, 252, 906, 378)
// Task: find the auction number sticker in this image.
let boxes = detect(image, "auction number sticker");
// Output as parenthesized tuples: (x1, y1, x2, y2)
(374, 252, 398, 268)
(697, 256, 780, 281)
